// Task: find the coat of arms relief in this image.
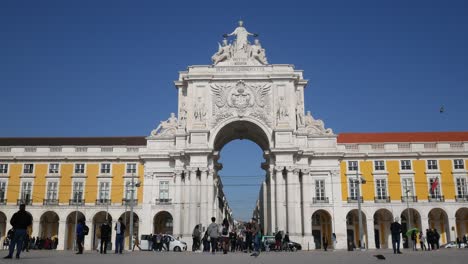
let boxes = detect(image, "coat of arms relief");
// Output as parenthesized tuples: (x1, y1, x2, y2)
(211, 80, 272, 125)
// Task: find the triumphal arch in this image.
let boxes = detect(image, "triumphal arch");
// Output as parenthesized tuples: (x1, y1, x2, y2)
(141, 21, 341, 245)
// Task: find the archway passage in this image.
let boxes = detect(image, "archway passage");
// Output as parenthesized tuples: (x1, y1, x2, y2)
(0, 212, 6, 242)
(346, 210, 368, 249)
(455, 208, 468, 239)
(311, 210, 332, 249)
(400, 208, 421, 249)
(213, 120, 270, 151)
(153, 211, 173, 235)
(65, 211, 85, 250)
(119, 212, 139, 250)
(92, 211, 113, 251)
(39, 211, 59, 240)
(373, 209, 393, 249)
(428, 208, 449, 244)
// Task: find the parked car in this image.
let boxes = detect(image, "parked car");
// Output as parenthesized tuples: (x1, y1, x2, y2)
(260, 236, 301, 251)
(139, 234, 187, 252)
(443, 241, 467, 248)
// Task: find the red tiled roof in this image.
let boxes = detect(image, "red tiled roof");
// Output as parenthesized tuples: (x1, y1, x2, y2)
(337, 132, 468, 144)
(0, 137, 147, 146)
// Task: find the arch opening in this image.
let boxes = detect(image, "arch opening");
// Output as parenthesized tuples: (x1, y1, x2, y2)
(92, 211, 113, 251)
(119, 212, 139, 250)
(428, 208, 450, 244)
(455, 208, 468, 240)
(311, 210, 332, 249)
(213, 120, 270, 151)
(400, 208, 421, 249)
(373, 209, 393, 249)
(346, 209, 368, 249)
(65, 211, 85, 250)
(153, 211, 173, 235)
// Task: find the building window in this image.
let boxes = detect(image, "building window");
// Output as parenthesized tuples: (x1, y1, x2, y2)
(374, 160, 385, 171)
(159, 181, 169, 201)
(49, 163, 59, 174)
(454, 159, 465, 170)
(75, 164, 85, 174)
(349, 179, 358, 199)
(46, 182, 58, 201)
(348, 161, 358, 171)
(427, 160, 438, 170)
(402, 178, 414, 197)
(72, 182, 84, 202)
(23, 164, 34, 174)
(315, 180, 326, 200)
(401, 160, 412, 170)
(0, 164, 8, 174)
(375, 179, 387, 199)
(98, 182, 110, 201)
(20, 181, 33, 202)
(0, 181, 6, 202)
(456, 178, 467, 197)
(429, 178, 441, 198)
(126, 163, 137, 174)
(100, 163, 111, 174)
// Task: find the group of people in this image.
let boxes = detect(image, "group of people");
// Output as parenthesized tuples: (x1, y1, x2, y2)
(149, 233, 171, 251)
(192, 217, 263, 254)
(410, 228, 441, 251)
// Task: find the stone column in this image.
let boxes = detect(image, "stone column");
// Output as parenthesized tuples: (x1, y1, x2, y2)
(85, 220, 93, 251)
(448, 217, 457, 242)
(200, 169, 208, 228)
(276, 168, 286, 233)
(57, 220, 66, 250)
(269, 167, 276, 234)
(367, 218, 376, 249)
(173, 170, 183, 237)
(182, 171, 190, 238)
(420, 216, 429, 238)
(207, 171, 215, 221)
(32, 220, 40, 238)
(189, 168, 197, 236)
(262, 180, 268, 231)
(287, 168, 301, 237)
(302, 170, 312, 238)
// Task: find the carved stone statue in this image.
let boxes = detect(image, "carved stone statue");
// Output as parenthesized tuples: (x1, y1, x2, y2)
(250, 39, 268, 64)
(179, 102, 187, 128)
(151, 113, 178, 137)
(226, 20, 256, 51)
(303, 111, 333, 135)
(276, 96, 289, 122)
(211, 38, 231, 65)
(296, 103, 305, 127)
(194, 97, 206, 122)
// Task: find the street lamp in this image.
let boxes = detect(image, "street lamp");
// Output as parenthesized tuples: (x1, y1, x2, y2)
(128, 172, 141, 250)
(355, 169, 366, 250)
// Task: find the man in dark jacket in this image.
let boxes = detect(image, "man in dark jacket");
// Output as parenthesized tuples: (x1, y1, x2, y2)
(76, 219, 85, 254)
(390, 218, 402, 254)
(100, 221, 111, 254)
(114, 218, 126, 254)
(4, 204, 32, 259)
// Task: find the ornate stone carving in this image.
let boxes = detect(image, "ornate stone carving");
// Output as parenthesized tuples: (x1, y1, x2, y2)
(211, 80, 271, 124)
(150, 113, 178, 137)
(193, 97, 207, 124)
(296, 102, 305, 128)
(276, 96, 289, 123)
(301, 111, 334, 136)
(211, 21, 268, 66)
(178, 102, 187, 128)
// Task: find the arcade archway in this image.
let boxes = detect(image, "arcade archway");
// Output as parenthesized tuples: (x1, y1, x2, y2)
(65, 211, 85, 250)
(153, 211, 173, 234)
(92, 211, 112, 250)
(39, 211, 59, 239)
(346, 209, 368, 249)
(456, 208, 468, 239)
(311, 210, 332, 249)
(373, 209, 393, 249)
(400, 208, 421, 248)
(119, 212, 139, 249)
(0, 212, 6, 242)
(428, 208, 449, 244)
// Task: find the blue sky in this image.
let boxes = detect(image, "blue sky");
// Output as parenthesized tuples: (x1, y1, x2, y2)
(1, 0, 467, 221)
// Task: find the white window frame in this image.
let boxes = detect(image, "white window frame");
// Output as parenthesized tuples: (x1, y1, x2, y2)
(401, 177, 415, 198)
(400, 160, 412, 171)
(23, 163, 34, 174)
(0, 164, 8, 175)
(48, 163, 60, 174)
(454, 159, 465, 170)
(126, 163, 138, 175)
(427, 160, 438, 170)
(19, 180, 34, 203)
(348, 179, 359, 200)
(455, 177, 467, 197)
(0, 180, 7, 201)
(74, 163, 86, 174)
(45, 181, 59, 201)
(100, 163, 111, 175)
(124, 179, 138, 201)
(348, 161, 358, 172)
(315, 179, 326, 200)
(159, 181, 170, 201)
(98, 180, 111, 201)
(375, 178, 388, 199)
(374, 160, 385, 171)
(71, 180, 85, 202)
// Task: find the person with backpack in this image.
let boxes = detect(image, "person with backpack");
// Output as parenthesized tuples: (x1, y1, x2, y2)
(207, 217, 219, 254)
(100, 221, 111, 254)
(4, 204, 33, 259)
(114, 217, 126, 254)
(221, 218, 229, 254)
(192, 224, 201, 251)
(76, 219, 87, 254)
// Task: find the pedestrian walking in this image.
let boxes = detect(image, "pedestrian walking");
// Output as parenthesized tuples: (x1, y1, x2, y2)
(332, 233, 337, 250)
(390, 217, 402, 254)
(419, 232, 427, 251)
(275, 231, 282, 251)
(229, 229, 237, 252)
(132, 233, 142, 251)
(206, 217, 219, 254)
(456, 237, 461, 249)
(411, 230, 417, 251)
(434, 229, 440, 249)
(283, 232, 290, 251)
(221, 218, 230, 254)
(114, 217, 126, 254)
(95, 225, 101, 252)
(75, 219, 87, 254)
(192, 224, 201, 251)
(202, 231, 210, 252)
(3, 204, 32, 259)
(323, 236, 328, 251)
(100, 221, 111, 254)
